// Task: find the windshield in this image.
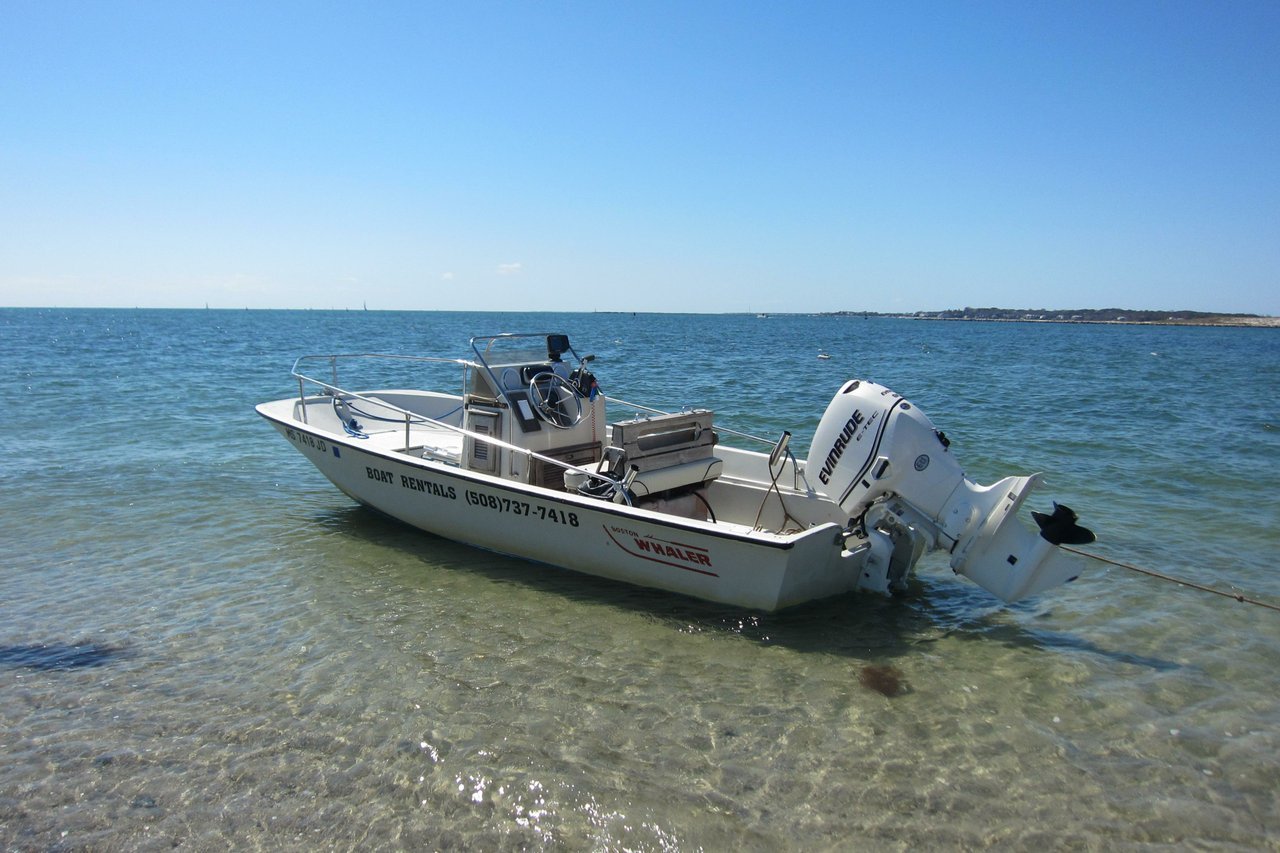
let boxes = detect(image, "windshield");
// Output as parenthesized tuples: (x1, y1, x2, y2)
(471, 333, 578, 368)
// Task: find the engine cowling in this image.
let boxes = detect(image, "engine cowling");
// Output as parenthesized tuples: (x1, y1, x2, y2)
(806, 380, 961, 521)
(806, 379, 1089, 603)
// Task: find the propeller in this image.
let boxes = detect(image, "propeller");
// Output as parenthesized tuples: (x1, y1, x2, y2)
(1032, 502, 1096, 546)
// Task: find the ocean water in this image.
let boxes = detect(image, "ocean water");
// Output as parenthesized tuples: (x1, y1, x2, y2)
(1, 307, 1278, 850)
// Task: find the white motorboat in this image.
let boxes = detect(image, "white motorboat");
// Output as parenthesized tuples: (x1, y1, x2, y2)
(256, 332, 1093, 611)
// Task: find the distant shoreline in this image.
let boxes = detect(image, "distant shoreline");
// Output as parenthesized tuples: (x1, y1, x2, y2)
(896, 315, 1280, 328)
(826, 310, 1279, 328)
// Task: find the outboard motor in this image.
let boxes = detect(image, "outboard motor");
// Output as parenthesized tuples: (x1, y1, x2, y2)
(806, 380, 1092, 602)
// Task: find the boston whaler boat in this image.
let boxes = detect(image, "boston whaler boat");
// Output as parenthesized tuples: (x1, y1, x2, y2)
(257, 333, 1093, 611)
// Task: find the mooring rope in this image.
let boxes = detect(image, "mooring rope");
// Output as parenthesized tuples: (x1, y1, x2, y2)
(1063, 546, 1280, 613)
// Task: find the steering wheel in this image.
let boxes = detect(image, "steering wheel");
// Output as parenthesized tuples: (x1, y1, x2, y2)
(528, 371, 584, 429)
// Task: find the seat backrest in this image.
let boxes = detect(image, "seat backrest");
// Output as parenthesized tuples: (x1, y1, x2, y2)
(611, 410, 716, 473)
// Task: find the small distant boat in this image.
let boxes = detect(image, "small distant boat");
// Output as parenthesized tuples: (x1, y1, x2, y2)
(257, 332, 1092, 610)
(817, 352, 832, 360)
(756, 313, 768, 319)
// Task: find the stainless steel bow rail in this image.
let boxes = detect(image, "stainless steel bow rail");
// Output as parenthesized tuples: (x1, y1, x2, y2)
(1064, 546, 1280, 613)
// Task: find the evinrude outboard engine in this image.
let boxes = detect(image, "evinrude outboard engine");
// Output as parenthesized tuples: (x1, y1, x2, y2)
(806, 380, 1093, 602)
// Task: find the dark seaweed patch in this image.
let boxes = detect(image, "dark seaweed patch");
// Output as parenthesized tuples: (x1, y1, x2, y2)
(0, 641, 127, 671)
(859, 663, 909, 697)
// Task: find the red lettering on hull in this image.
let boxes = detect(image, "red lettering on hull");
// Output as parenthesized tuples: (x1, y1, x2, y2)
(603, 526, 718, 577)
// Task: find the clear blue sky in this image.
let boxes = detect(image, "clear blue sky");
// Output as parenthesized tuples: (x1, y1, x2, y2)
(3, 1, 1277, 314)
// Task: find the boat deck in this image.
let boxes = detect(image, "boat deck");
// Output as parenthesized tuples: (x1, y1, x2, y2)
(264, 390, 837, 533)
(355, 424, 465, 465)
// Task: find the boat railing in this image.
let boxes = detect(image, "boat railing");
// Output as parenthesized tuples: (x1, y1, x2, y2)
(290, 353, 633, 502)
(291, 353, 472, 408)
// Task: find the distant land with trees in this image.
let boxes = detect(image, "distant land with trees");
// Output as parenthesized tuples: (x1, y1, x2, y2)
(826, 308, 1279, 327)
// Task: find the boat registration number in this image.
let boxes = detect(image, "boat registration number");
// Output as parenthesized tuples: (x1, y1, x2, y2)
(285, 427, 326, 452)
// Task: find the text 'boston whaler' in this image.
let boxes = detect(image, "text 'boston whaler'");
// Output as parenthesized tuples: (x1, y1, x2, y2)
(257, 332, 1094, 611)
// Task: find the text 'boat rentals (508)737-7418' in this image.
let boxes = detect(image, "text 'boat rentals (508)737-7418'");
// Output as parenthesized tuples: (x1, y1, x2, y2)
(256, 332, 1094, 611)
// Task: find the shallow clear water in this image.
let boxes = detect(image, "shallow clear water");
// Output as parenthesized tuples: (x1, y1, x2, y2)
(1, 308, 1278, 849)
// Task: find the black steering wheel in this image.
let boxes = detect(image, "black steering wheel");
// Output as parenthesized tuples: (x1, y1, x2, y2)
(528, 371, 584, 429)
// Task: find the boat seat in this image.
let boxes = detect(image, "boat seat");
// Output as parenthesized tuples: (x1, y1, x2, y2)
(596, 409, 722, 500)
(626, 457, 723, 499)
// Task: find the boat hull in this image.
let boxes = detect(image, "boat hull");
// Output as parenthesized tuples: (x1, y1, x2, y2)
(257, 405, 861, 611)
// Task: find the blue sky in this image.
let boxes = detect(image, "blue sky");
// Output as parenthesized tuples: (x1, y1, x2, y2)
(2, 1, 1277, 314)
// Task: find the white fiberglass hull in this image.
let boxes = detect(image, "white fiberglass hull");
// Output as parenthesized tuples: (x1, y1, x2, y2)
(257, 403, 861, 611)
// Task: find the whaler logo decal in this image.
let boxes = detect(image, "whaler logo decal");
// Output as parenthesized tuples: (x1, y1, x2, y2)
(818, 409, 865, 484)
(604, 526, 718, 577)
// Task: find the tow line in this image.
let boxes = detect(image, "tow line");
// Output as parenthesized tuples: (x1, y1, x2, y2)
(1063, 546, 1280, 613)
